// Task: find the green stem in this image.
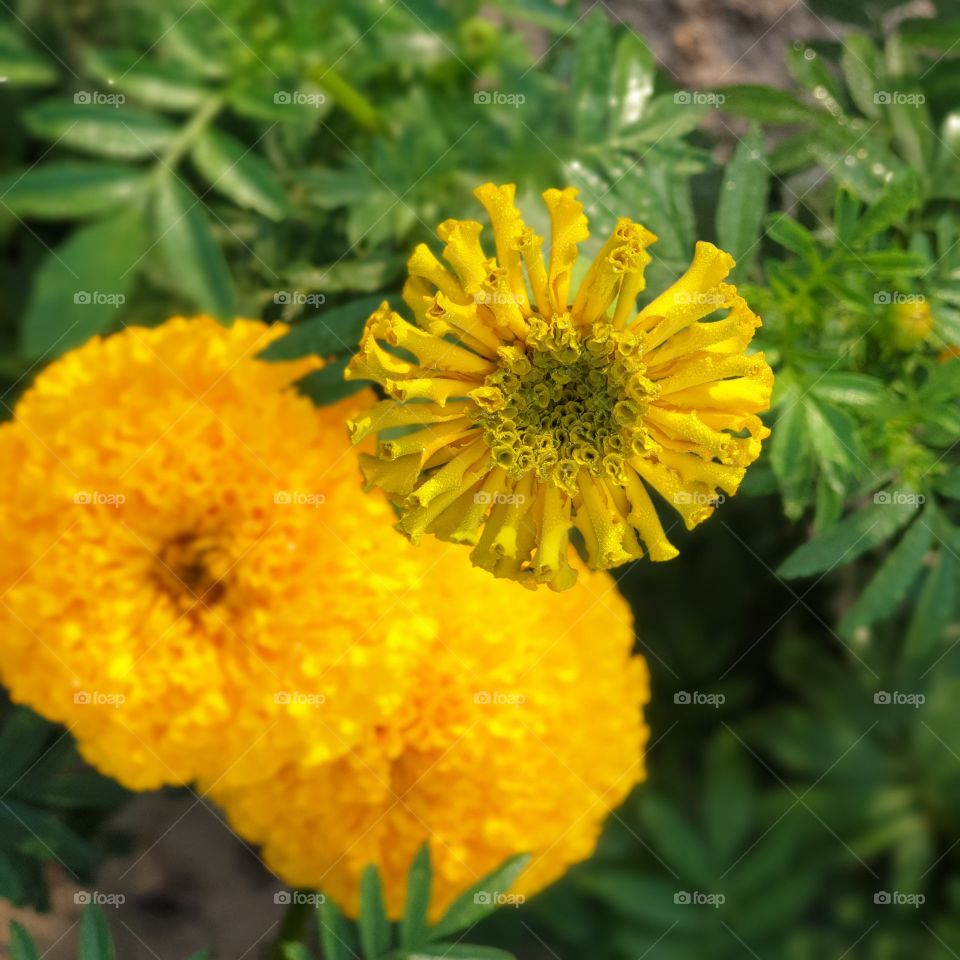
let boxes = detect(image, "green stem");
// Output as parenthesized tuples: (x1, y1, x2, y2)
(151, 94, 224, 179)
(271, 895, 312, 960)
(307, 61, 379, 130)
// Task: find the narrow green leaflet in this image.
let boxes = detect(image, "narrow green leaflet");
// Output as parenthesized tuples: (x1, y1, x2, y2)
(765, 213, 817, 260)
(319, 898, 352, 960)
(637, 794, 712, 887)
(77, 905, 115, 960)
(23, 101, 176, 160)
(403, 946, 516, 960)
(0, 708, 51, 792)
(838, 513, 934, 638)
(20, 203, 147, 357)
(810, 373, 886, 408)
(191, 128, 290, 221)
(778, 495, 920, 579)
(260, 296, 384, 360)
(8, 922, 41, 960)
(716, 123, 769, 280)
(770, 386, 814, 519)
(717, 85, 824, 124)
(573, 8, 613, 143)
(904, 543, 958, 661)
(841, 33, 883, 119)
(359, 865, 391, 959)
(400, 845, 432, 951)
(705, 734, 754, 865)
(852, 171, 921, 242)
(153, 176, 235, 318)
(295, 357, 362, 406)
(0, 163, 146, 219)
(0, 28, 56, 87)
(430, 854, 531, 940)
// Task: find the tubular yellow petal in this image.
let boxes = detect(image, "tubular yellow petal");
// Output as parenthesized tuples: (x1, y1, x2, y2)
(438, 219, 489, 294)
(515, 225, 551, 316)
(385, 377, 476, 406)
(473, 183, 530, 312)
(358, 451, 424, 497)
(347, 400, 469, 445)
(406, 438, 490, 508)
(622, 467, 679, 561)
(379, 419, 477, 461)
(542, 187, 589, 314)
(407, 244, 470, 303)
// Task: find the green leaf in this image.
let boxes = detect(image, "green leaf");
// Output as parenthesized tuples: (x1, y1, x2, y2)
(260, 296, 383, 360)
(191, 128, 290, 221)
(810, 373, 886, 407)
(839, 513, 933, 638)
(852, 171, 921, 242)
(152, 175, 234, 318)
(400, 845, 431, 951)
(318, 898, 351, 960)
(573, 8, 613, 143)
(295, 358, 364, 406)
(778, 495, 920, 579)
(359, 865, 391, 959)
(705, 733, 754, 864)
(78, 905, 115, 960)
(613, 94, 708, 147)
(899, 17, 960, 50)
(8, 921, 40, 960)
(904, 543, 958, 660)
(717, 85, 824, 124)
(842, 250, 928, 277)
(608, 31, 655, 135)
(0, 30, 56, 87)
(637, 794, 712, 886)
(0, 163, 146, 219)
(278, 945, 312, 960)
(765, 214, 817, 260)
(84, 49, 207, 111)
(841, 33, 883, 119)
(770, 386, 814, 520)
(23, 101, 176, 159)
(20, 204, 147, 357)
(716, 123, 768, 280)
(431, 854, 530, 940)
(0, 708, 51, 792)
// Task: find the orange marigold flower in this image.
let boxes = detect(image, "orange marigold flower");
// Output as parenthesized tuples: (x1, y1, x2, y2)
(212, 542, 649, 920)
(0, 317, 432, 791)
(346, 183, 773, 590)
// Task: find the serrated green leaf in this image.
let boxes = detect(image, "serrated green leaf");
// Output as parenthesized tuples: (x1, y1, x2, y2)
(843, 249, 928, 277)
(431, 854, 530, 940)
(778, 495, 919, 579)
(260, 296, 383, 361)
(318, 898, 351, 960)
(716, 123, 768, 280)
(152, 175, 234, 318)
(717, 85, 824, 124)
(853, 171, 921, 242)
(400, 845, 431, 951)
(78, 905, 115, 960)
(613, 94, 708, 148)
(23, 101, 176, 159)
(8, 921, 40, 960)
(359, 865, 391, 959)
(765, 214, 818, 260)
(905, 544, 958, 661)
(84, 50, 207, 111)
(191, 128, 290, 221)
(0, 163, 146, 219)
(20, 204, 147, 358)
(839, 513, 933, 637)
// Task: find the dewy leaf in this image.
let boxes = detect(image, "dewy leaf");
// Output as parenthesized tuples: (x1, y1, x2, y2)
(839, 512, 933, 638)
(23, 101, 176, 159)
(260, 296, 385, 361)
(153, 175, 235, 318)
(359, 865, 391, 959)
(78, 905, 115, 960)
(191, 128, 290, 221)
(400, 844, 432, 951)
(608, 31, 655, 135)
(8, 922, 41, 960)
(430, 854, 531, 940)
(716, 123, 769, 280)
(778, 495, 920, 579)
(0, 163, 147, 219)
(20, 203, 147, 358)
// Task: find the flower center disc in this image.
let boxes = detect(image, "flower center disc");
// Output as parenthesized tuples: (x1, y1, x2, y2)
(473, 315, 660, 493)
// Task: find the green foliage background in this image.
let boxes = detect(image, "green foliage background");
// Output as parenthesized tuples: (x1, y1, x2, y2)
(3, 0, 960, 956)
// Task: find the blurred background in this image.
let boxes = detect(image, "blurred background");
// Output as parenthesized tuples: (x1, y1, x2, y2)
(3, 0, 960, 956)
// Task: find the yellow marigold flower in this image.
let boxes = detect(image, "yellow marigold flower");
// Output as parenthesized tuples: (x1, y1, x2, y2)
(345, 183, 773, 590)
(889, 296, 933, 350)
(0, 317, 432, 791)
(212, 543, 648, 920)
